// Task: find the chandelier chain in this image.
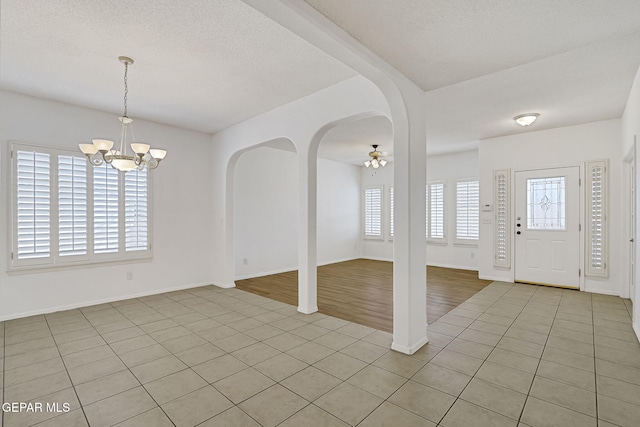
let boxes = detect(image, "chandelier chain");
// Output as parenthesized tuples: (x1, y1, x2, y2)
(123, 61, 128, 117)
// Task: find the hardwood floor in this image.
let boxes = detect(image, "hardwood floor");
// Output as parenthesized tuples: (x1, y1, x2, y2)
(236, 259, 492, 332)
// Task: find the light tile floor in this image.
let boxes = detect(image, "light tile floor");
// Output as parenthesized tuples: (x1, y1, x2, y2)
(1, 282, 639, 426)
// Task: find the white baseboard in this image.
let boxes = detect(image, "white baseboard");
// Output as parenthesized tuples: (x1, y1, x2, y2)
(633, 322, 640, 344)
(584, 284, 620, 296)
(233, 257, 360, 281)
(213, 282, 237, 289)
(361, 257, 479, 272)
(478, 274, 513, 282)
(361, 256, 393, 262)
(297, 305, 318, 314)
(0, 281, 212, 322)
(391, 335, 429, 355)
(427, 262, 478, 271)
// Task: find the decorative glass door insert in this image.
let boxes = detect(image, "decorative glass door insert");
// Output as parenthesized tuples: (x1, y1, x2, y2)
(526, 176, 566, 230)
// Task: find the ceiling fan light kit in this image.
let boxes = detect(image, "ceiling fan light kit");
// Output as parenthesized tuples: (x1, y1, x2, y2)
(364, 144, 387, 169)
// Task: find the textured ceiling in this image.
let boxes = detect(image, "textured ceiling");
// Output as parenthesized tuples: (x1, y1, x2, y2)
(304, 0, 640, 90)
(300, 0, 640, 156)
(0, 0, 355, 134)
(2, 0, 640, 161)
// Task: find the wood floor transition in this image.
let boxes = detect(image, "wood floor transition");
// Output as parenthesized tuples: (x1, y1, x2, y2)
(235, 259, 492, 332)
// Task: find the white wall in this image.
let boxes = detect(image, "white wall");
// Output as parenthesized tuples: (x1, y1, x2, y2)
(0, 91, 214, 320)
(478, 119, 623, 296)
(622, 66, 640, 339)
(234, 146, 361, 279)
(361, 150, 480, 270)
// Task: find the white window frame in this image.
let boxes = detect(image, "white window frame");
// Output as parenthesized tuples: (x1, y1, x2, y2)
(9, 142, 152, 273)
(427, 181, 447, 245)
(363, 186, 384, 240)
(454, 178, 480, 246)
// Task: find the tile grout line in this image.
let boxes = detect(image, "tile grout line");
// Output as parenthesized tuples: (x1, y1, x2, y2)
(434, 282, 526, 424)
(515, 286, 561, 425)
(76, 304, 179, 427)
(42, 313, 91, 427)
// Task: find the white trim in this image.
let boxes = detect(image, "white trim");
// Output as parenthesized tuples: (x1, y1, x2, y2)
(0, 281, 212, 322)
(478, 274, 511, 282)
(233, 257, 360, 280)
(297, 305, 319, 314)
(392, 334, 429, 354)
(427, 262, 478, 271)
(214, 282, 237, 289)
(633, 322, 640, 344)
(584, 283, 620, 296)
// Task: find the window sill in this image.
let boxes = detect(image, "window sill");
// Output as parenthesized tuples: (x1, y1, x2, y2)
(7, 254, 153, 276)
(427, 240, 448, 246)
(453, 241, 479, 248)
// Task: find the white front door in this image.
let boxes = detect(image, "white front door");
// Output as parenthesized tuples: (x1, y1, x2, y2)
(515, 167, 580, 289)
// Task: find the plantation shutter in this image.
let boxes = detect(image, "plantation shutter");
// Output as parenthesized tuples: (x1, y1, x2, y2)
(389, 187, 394, 238)
(58, 155, 88, 257)
(125, 168, 148, 251)
(429, 183, 445, 239)
(494, 169, 511, 268)
(94, 164, 119, 253)
(16, 150, 51, 259)
(364, 187, 382, 237)
(456, 180, 480, 241)
(586, 160, 608, 277)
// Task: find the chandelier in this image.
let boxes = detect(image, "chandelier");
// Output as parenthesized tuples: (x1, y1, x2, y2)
(364, 145, 387, 169)
(79, 56, 167, 171)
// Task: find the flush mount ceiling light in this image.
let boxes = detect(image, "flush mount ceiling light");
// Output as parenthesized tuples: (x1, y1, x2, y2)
(79, 56, 167, 172)
(364, 145, 387, 169)
(513, 113, 540, 127)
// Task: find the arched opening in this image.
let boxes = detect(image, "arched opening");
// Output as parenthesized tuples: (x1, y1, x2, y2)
(228, 138, 298, 290)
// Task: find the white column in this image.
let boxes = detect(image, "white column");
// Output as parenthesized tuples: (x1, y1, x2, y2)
(391, 85, 428, 354)
(298, 149, 318, 314)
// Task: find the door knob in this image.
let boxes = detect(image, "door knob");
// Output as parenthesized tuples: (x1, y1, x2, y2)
(517, 231, 521, 235)
(631, 238, 635, 242)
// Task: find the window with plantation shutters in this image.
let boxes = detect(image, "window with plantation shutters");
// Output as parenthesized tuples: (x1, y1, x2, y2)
(455, 179, 479, 244)
(364, 187, 383, 238)
(494, 169, 510, 268)
(125, 169, 148, 251)
(58, 155, 88, 257)
(15, 150, 51, 262)
(389, 187, 394, 238)
(10, 142, 152, 271)
(427, 182, 445, 242)
(94, 164, 119, 254)
(586, 160, 608, 277)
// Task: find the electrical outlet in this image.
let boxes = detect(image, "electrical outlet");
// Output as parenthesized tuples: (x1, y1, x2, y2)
(470, 253, 476, 259)
(126, 271, 133, 280)
(243, 258, 248, 265)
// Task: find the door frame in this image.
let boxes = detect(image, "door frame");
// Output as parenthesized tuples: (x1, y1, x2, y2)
(624, 138, 636, 300)
(511, 165, 585, 291)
